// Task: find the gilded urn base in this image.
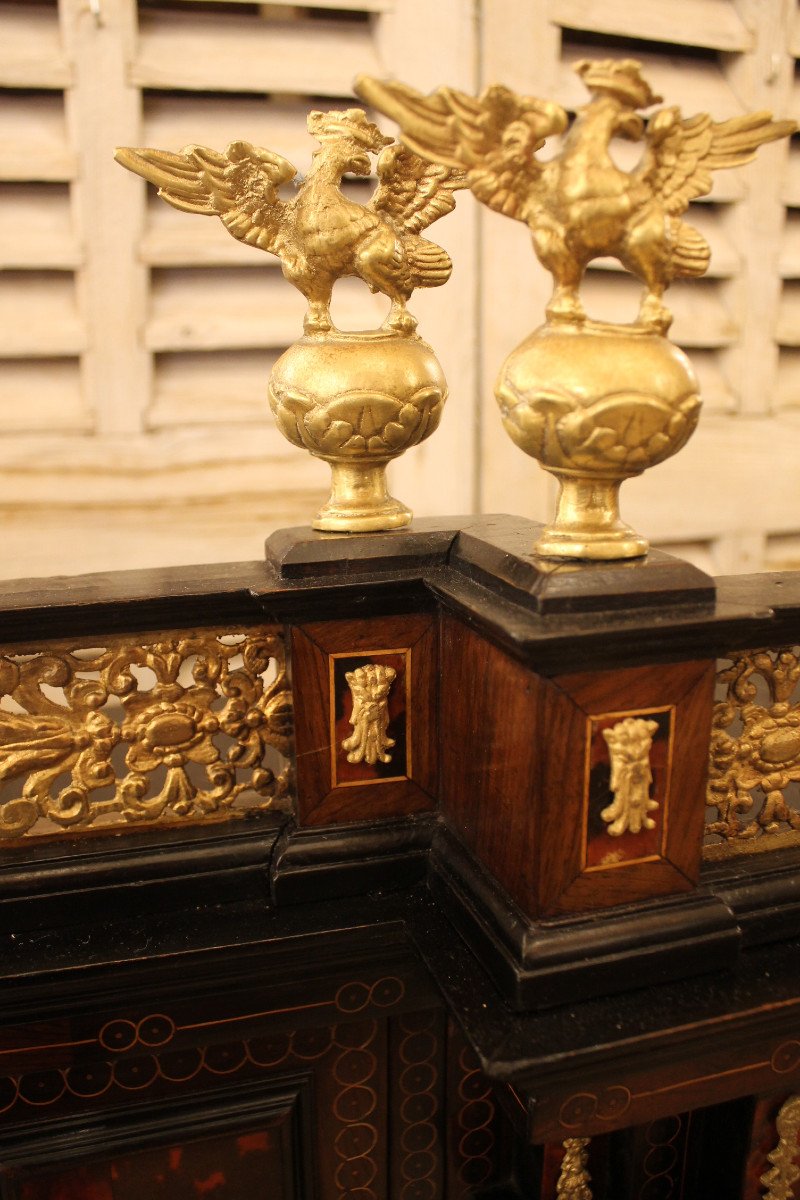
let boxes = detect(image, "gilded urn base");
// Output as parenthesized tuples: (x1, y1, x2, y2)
(495, 322, 701, 560)
(268, 328, 447, 533)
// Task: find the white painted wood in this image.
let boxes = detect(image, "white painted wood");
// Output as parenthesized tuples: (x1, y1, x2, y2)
(777, 283, 800, 344)
(61, 0, 150, 436)
(0, 184, 81, 269)
(132, 9, 380, 96)
(0, 0, 797, 578)
(0, 3, 71, 88)
(776, 348, 800, 407)
(145, 269, 387, 352)
(783, 146, 800, 206)
(0, 91, 77, 181)
(550, 0, 753, 52)
(148, 349, 281, 428)
(721, 0, 793, 418)
(0, 272, 85, 357)
(0, 359, 90, 433)
(142, 94, 316, 171)
(184, 0, 391, 8)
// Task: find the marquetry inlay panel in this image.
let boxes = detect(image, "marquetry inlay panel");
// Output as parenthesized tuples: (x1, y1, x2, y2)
(0, 626, 292, 840)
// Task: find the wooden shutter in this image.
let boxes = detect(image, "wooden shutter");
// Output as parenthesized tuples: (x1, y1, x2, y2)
(0, 0, 477, 577)
(3, 1, 796, 578)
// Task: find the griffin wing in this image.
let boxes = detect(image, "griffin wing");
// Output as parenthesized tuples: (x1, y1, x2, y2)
(638, 107, 796, 215)
(355, 76, 568, 222)
(114, 141, 297, 254)
(369, 143, 467, 233)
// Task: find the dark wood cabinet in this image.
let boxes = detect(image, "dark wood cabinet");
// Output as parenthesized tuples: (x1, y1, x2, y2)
(2, 516, 800, 1198)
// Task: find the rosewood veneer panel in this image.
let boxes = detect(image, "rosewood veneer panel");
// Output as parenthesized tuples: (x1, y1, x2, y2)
(292, 613, 437, 826)
(440, 611, 715, 919)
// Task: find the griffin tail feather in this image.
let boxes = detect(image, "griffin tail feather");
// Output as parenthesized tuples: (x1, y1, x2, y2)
(670, 219, 711, 278)
(404, 236, 453, 288)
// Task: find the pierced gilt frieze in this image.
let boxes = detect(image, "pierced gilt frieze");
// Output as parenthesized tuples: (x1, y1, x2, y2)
(761, 1094, 800, 1200)
(0, 627, 292, 840)
(705, 649, 800, 860)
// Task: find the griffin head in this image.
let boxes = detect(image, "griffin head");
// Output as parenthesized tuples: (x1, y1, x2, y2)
(307, 107, 391, 176)
(574, 58, 662, 110)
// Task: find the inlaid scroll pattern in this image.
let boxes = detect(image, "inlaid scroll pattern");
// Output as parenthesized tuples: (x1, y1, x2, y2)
(706, 649, 800, 854)
(0, 628, 292, 838)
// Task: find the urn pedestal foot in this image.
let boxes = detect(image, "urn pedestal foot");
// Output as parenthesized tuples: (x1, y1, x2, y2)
(535, 473, 649, 560)
(313, 461, 411, 532)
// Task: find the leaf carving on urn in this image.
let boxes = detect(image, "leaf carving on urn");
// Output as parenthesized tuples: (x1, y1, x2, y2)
(601, 717, 660, 837)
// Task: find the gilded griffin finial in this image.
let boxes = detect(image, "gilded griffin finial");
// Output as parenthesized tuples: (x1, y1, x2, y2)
(115, 107, 467, 534)
(357, 60, 795, 561)
(356, 60, 794, 334)
(115, 108, 466, 336)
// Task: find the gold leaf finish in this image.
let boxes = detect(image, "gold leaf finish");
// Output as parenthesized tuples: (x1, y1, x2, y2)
(342, 663, 397, 766)
(705, 649, 800, 859)
(557, 1138, 593, 1199)
(0, 628, 292, 840)
(116, 111, 465, 337)
(116, 110, 466, 533)
(358, 61, 795, 559)
(601, 717, 659, 836)
(267, 328, 447, 531)
(761, 1094, 800, 1200)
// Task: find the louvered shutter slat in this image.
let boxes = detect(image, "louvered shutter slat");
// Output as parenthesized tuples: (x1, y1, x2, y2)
(0, 4, 71, 88)
(132, 10, 380, 96)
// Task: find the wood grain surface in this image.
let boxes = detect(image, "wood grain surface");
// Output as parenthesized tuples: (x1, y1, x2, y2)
(292, 613, 437, 825)
(440, 611, 715, 918)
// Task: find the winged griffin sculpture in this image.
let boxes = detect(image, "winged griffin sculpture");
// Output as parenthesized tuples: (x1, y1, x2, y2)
(116, 108, 466, 335)
(356, 59, 794, 333)
(116, 107, 467, 533)
(357, 59, 795, 561)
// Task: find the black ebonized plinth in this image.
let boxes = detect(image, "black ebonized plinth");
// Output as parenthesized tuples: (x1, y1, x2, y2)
(266, 513, 716, 613)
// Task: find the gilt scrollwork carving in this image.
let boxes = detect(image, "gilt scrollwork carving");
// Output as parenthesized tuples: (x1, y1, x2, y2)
(0, 627, 292, 839)
(341, 663, 396, 766)
(761, 1094, 800, 1200)
(706, 649, 800, 857)
(557, 1138, 593, 1200)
